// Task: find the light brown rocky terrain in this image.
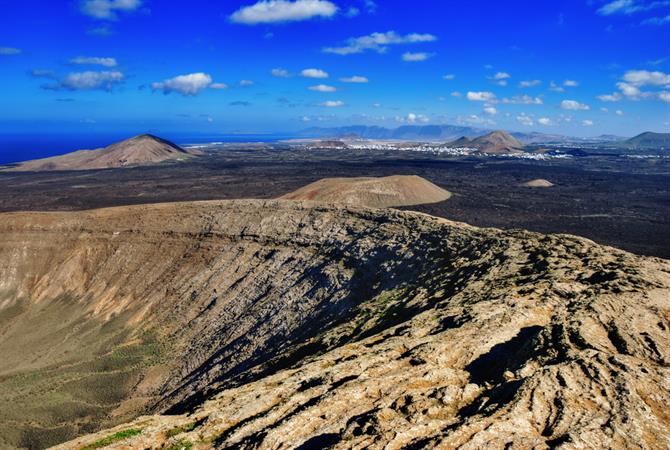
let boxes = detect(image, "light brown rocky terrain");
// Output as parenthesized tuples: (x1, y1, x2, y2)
(0, 200, 668, 449)
(279, 175, 452, 207)
(522, 179, 555, 188)
(5, 135, 194, 171)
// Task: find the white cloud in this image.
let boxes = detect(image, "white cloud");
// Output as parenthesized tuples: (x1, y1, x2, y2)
(345, 6, 360, 17)
(660, 91, 670, 103)
(561, 99, 590, 110)
(323, 31, 436, 55)
(516, 113, 534, 126)
(601, 107, 609, 112)
(210, 83, 228, 89)
(643, 13, 670, 25)
(340, 75, 368, 83)
(406, 113, 429, 123)
(597, 0, 670, 16)
(493, 72, 510, 80)
(582, 119, 594, 126)
(451, 91, 462, 97)
(230, 0, 337, 25)
(616, 109, 625, 115)
(0, 47, 21, 55)
(320, 100, 344, 107)
(483, 106, 497, 115)
(70, 56, 117, 67)
(538, 117, 553, 126)
(151, 73, 214, 96)
(502, 95, 543, 105)
(563, 79, 579, 87)
(443, 74, 455, 80)
(239, 79, 254, 86)
(616, 81, 643, 98)
(402, 52, 432, 62)
(622, 69, 670, 86)
(309, 84, 336, 92)
(301, 68, 328, 78)
(271, 68, 291, 77)
(458, 114, 495, 126)
(80, 0, 142, 19)
(598, 92, 622, 102)
(467, 91, 496, 102)
(519, 79, 541, 88)
(549, 81, 565, 92)
(44, 70, 124, 91)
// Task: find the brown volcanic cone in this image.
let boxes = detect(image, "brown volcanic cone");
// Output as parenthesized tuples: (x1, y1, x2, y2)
(279, 175, 452, 208)
(7, 134, 194, 171)
(468, 130, 524, 154)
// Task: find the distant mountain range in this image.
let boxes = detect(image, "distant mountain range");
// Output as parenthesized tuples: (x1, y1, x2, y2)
(297, 125, 612, 145)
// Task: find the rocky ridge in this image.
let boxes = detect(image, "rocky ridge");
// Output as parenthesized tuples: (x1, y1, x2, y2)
(0, 200, 668, 448)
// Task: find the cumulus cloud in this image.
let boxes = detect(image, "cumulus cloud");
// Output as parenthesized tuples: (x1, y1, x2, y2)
(616, 109, 625, 115)
(617, 81, 644, 98)
(239, 79, 254, 87)
(210, 83, 228, 89)
(301, 68, 328, 78)
(80, 0, 143, 19)
(340, 75, 368, 83)
(271, 68, 291, 77)
(493, 72, 510, 80)
(151, 73, 214, 96)
(309, 84, 336, 92)
(561, 99, 590, 110)
(0, 47, 21, 55)
(43, 70, 124, 91)
(519, 79, 541, 88)
(563, 79, 579, 87)
(451, 91, 462, 97)
(582, 119, 594, 126)
(70, 56, 117, 67)
(406, 113, 429, 123)
(597, 0, 670, 16)
(660, 91, 670, 102)
(323, 31, 436, 55)
(549, 81, 565, 92)
(443, 74, 455, 80)
(320, 100, 344, 107)
(502, 95, 543, 105)
(598, 92, 623, 101)
(402, 52, 432, 62)
(623, 69, 670, 86)
(516, 113, 534, 126)
(230, 0, 337, 24)
(538, 117, 553, 126)
(483, 106, 497, 115)
(467, 91, 496, 102)
(458, 114, 495, 126)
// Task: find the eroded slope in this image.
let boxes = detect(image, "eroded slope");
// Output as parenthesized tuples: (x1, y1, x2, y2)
(0, 201, 669, 449)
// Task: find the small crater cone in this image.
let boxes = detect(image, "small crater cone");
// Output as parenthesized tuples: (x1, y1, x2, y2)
(522, 178, 554, 187)
(279, 175, 452, 208)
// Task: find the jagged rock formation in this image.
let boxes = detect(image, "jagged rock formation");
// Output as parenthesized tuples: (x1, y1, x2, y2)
(279, 175, 451, 208)
(5, 134, 194, 171)
(0, 201, 669, 449)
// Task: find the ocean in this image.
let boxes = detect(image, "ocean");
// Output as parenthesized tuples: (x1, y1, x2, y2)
(0, 133, 293, 165)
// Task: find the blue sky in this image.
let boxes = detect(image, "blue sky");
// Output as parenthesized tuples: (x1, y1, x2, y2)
(1, 0, 670, 137)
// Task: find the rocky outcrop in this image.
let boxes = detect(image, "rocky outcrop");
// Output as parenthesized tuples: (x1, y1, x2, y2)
(0, 201, 669, 449)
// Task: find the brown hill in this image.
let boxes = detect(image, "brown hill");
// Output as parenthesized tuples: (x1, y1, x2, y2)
(0, 200, 669, 449)
(459, 130, 524, 154)
(6, 134, 194, 171)
(279, 175, 452, 207)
